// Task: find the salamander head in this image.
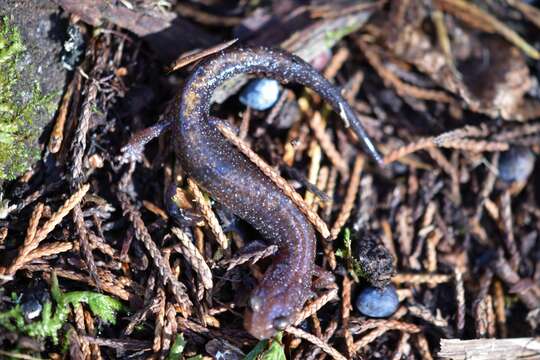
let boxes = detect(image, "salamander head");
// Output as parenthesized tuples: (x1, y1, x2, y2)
(243, 292, 294, 339)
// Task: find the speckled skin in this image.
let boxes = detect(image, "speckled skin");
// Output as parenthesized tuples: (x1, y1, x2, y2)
(173, 47, 381, 339)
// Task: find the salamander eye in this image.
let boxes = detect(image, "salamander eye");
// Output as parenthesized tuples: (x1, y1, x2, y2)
(272, 316, 289, 331)
(249, 295, 263, 312)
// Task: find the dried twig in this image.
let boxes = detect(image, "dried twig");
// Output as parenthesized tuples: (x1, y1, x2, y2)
(286, 326, 347, 360)
(172, 227, 213, 291)
(341, 276, 354, 358)
(167, 38, 238, 72)
(49, 72, 77, 153)
(330, 155, 364, 239)
(357, 39, 455, 102)
(454, 268, 466, 336)
(221, 244, 278, 271)
(2, 185, 89, 278)
(438, 338, 540, 359)
(309, 112, 349, 178)
(352, 320, 421, 352)
(392, 273, 452, 285)
(118, 191, 192, 313)
(187, 179, 228, 249)
(435, 0, 540, 59)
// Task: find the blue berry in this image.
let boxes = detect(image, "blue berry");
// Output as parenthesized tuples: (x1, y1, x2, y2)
(21, 299, 43, 321)
(20, 280, 50, 321)
(498, 146, 535, 183)
(239, 78, 280, 111)
(356, 285, 399, 318)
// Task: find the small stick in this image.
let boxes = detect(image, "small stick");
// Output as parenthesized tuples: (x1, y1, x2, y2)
(74, 304, 91, 359)
(25, 242, 73, 262)
(221, 244, 278, 271)
(2, 185, 89, 278)
(292, 288, 339, 326)
(309, 112, 350, 178)
(357, 39, 454, 103)
(152, 288, 166, 353)
(25, 265, 132, 301)
(330, 155, 364, 240)
(499, 190, 520, 271)
(341, 276, 354, 358)
(392, 273, 452, 285)
(323, 46, 350, 80)
(118, 192, 192, 313)
(391, 332, 411, 360)
(167, 38, 238, 72)
(187, 178, 229, 249)
(493, 280, 507, 338)
(305, 138, 322, 207)
(352, 321, 421, 352)
(436, 0, 540, 59)
(454, 268, 466, 337)
(239, 107, 251, 140)
(438, 338, 540, 359)
(171, 227, 213, 291)
(49, 73, 77, 153)
(84, 308, 102, 360)
(34, 184, 90, 244)
(286, 326, 347, 360)
(415, 334, 435, 360)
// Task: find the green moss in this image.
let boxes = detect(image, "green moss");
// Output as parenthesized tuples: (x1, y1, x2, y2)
(0, 17, 54, 181)
(0, 273, 123, 345)
(335, 228, 367, 282)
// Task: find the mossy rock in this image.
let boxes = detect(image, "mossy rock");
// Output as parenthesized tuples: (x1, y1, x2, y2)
(0, 0, 67, 182)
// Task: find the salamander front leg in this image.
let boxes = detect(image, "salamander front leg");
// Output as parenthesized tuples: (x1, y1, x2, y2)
(312, 265, 337, 290)
(120, 118, 174, 163)
(164, 182, 204, 226)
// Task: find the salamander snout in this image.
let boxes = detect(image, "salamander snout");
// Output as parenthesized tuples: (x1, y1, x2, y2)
(244, 294, 293, 339)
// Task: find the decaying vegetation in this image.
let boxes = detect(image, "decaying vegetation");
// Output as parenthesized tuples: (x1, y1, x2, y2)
(1, 1, 539, 359)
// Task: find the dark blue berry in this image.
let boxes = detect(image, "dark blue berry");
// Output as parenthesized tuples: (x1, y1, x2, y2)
(20, 280, 50, 321)
(356, 285, 399, 318)
(498, 146, 535, 183)
(21, 299, 43, 321)
(239, 79, 280, 111)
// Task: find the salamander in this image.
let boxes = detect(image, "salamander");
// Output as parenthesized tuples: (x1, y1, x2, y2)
(125, 46, 382, 339)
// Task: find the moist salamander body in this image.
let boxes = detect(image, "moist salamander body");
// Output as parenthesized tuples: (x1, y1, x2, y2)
(173, 47, 380, 339)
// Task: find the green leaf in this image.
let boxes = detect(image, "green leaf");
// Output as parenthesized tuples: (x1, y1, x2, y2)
(261, 337, 285, 360)
(166, 334, 186, 360)
(245, 332, 285, 360)
(244, 339, 269, 360)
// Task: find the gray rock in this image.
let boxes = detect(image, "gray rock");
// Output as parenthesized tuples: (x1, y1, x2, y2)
(0, 0, 67, 181)
(0, 0, 66, 100)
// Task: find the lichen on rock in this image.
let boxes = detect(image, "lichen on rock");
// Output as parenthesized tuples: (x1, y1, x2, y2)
(0, 16, 55, 181)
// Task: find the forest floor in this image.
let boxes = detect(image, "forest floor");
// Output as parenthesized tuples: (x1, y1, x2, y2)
(1, 1, 540, 359)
